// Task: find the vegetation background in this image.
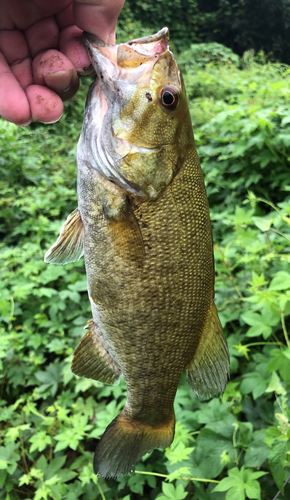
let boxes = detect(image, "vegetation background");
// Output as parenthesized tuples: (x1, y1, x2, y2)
(1, 1, 290, 499)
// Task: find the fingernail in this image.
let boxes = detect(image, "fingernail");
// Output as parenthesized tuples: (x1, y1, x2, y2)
(43, 70, 72, 93)
(43, 69, 79, 101)
(40, 113, 63, 124)
(18, 120, 32, 127)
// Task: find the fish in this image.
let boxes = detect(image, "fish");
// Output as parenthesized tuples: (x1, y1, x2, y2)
(45, 27, 230, 478)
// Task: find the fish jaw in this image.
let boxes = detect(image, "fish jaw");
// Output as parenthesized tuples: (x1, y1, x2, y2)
(79, 28, 194, 200)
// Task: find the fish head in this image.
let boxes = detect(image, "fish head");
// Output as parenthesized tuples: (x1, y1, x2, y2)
(79, 28, 193, 199)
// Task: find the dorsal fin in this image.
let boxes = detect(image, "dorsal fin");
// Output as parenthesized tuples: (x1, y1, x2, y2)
(44, 208, 84, 265)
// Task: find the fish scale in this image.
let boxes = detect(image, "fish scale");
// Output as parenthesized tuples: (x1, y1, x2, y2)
(44, 27, 230, 478)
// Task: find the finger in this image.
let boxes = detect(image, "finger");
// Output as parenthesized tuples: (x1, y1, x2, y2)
(33, 49, 79, 100)
(26, 84, 63, 123)
(0, 29, 33, 89)
(56, 2, 75, 29)
(73, 0, 125, 44)
(11, 58, 33, 90)
(59, 25, 91, 74)
(25, 17, 59, 58)
(0, 52, 31, 125)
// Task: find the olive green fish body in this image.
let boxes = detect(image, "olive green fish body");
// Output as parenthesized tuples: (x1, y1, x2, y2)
(45, 28, 229, 478)
(79, 142, 213, 423)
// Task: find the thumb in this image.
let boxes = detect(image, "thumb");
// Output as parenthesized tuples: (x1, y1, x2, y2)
(73, 0, 125, 45)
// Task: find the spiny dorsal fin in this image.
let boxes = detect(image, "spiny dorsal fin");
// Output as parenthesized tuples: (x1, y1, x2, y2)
(71, 323, 122, 385)
(44, 208, 84, 265)
(186, 302, 230, 399)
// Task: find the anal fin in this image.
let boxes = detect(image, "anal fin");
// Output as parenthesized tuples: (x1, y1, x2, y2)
(71, 323, 122, 385)
(186, 302, 230, 399)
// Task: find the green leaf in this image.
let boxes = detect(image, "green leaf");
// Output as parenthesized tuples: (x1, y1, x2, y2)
(45, 456, 67, 480)
(268, 441, 289, 494)
(241, 309, 275, 338)
(56, 469, 77, 483)
(267, 349, 290, 384)
(0, 470, 7, 489)
(194, 399, 232, 424)
(214, 476, 238, 491)
(225, 486, 245, 500)
(269, 271, 290, 291)
(244, 430, 269, 468)
(192, 421, 236, 478)
(252, 216, 272, 232)
(29, 431, 52, 453)
(165, 442, 194, 465)
(0, 444, 20, 474)
(265, 372, 286, 395)
(240, 372, 269, 399)
(54, 429, 83, 452)
(245, 479, 262, 499)
(158, 482, 187, 500)
(213, 467, 267, 500)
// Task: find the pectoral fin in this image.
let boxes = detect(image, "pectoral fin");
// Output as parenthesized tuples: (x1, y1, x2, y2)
(186, 302, 230, 399)
(71, 323, 122, 385)
(45, 208, 84, 265)
(104, 196, 145, 267)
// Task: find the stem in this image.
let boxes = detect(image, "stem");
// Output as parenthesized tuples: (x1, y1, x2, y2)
(281, 312, 290, 349)
(243, 342, 281, 348)
(96, 482, 106, 500)
(254, 197, 281, 214)
(78, 444, 90, 459)
(232, 424, 239, 466)
(269, 228, 290, 242)
(272, 473, 290, 500)
(273, 332, 281, 344)
(135, 470, 219, 484)
(223, 257, 243, 299)
(9, 295, 15, 328)
(20, 437, 29, 474)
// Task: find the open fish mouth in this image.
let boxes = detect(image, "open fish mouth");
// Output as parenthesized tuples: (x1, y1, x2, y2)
(82, 27, 170, 109)
(78, 27, 183, 199)
(83, 27, 169, 74)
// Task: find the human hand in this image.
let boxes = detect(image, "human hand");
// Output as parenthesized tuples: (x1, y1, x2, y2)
(0, 0, 125, 126)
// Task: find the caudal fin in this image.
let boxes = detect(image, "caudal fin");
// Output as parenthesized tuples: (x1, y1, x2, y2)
(94, 410, 175, 478)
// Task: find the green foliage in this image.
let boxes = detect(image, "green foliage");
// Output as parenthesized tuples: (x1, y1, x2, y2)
(1, 45, 290, 500)
(213, 466, 267, 500)
(179, 43, 240, 70)
(121, 0, 290, 61)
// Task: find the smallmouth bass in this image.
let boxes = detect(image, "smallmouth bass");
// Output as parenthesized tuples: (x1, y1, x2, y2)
(45, 27, 230, 478)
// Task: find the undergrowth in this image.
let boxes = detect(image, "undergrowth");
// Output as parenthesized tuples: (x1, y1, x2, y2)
(1, 44, 290, 500)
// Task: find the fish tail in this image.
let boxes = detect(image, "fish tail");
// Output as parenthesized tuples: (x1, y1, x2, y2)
(94, 409, 175, 478)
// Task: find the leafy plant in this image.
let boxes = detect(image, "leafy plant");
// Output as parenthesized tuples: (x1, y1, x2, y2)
(1, 43, 290, 500)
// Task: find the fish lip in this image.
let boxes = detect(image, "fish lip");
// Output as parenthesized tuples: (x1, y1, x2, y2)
(82, 31, 111, 49)
(127, 27, 169, 45)
(82, 27, 170, 50)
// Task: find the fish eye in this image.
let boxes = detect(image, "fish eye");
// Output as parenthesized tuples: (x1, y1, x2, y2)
(160, 87, 179, 110)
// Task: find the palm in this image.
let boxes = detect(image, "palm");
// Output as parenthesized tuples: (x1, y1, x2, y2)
(0, 0, 124, 125)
